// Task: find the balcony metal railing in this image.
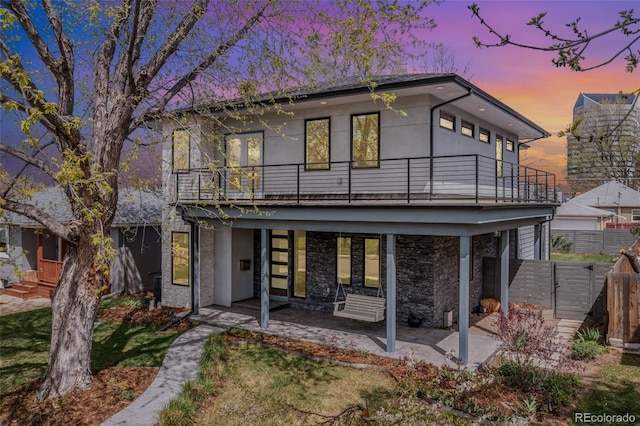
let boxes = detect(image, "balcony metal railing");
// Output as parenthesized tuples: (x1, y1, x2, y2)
(176, 154, 556, 205)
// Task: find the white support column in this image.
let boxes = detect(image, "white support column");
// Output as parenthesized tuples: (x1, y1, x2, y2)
(534, 224, 541, 260)
(261, 229, 270, 329)
(386, 234, 396, 353)
(500, 230, 510, 316)
(459, 235, 470, 367)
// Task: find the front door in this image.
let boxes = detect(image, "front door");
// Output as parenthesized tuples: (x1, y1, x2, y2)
(270, 230, 289, 300)
(226, 133, 262, 197)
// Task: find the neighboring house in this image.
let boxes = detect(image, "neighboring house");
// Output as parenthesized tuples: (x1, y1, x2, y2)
(161, 73, 556, 365)
(1, 187, 162, 297)
(565, 180, 640, 229)
(567, 93, 639, 193)
(552, 200, 615, 231)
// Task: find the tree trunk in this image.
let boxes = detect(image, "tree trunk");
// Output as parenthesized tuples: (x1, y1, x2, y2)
(39, 241, 105, 399)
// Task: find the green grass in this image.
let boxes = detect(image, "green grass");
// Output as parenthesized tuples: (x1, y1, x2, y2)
(0, 307, 183, 396)
(551, 252, 619, 263)
(161, 335, 470, 426)
(572, 354, 640, 420)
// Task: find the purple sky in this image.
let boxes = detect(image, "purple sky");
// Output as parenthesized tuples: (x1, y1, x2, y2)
(423, 0, 639, 183)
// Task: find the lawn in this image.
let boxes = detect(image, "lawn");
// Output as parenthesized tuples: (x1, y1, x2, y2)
(551, 252, 619, 263)
(0, 304, 183, 396)
(572, 352, 640, 421)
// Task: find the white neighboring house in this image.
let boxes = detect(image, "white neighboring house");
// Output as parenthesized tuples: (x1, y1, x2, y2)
(552, 200, 616, 231)
(1, 187, 162, 298)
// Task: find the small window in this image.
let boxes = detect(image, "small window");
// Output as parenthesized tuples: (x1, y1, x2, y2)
(364, 238, 380, 288)
(479, 128, 490, 143)
(337, 236, 351, 285)
(506, 139, 514, 152)
(439, 112, 455, 131)
(352, 113, 379, 168)
(461, 120, 474, 138)
(172, 130, 190, 173)
(305, 118, 330, 170)
(0, 227, 7, 254)
(633, 209, 640, 221)
(171, 232, 190, 286)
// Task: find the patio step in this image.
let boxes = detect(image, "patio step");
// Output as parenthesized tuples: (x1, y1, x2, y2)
(4, 286, 39, 299)
(3, 280, 57, 299)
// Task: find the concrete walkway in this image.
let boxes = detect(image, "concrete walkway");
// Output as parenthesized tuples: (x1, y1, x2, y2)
(0, 293, 51, 316)
(102, 324, 222, 426)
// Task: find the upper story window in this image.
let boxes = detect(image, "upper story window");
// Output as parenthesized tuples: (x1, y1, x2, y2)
(305, 118, 330, 170)
(439, 112, 455, 131)
(506, 139, 514, 152)
(479, 128, 490, 143)
(352, 113, 379, 168)
(633, 209, 640, 221)
(172, 129, 190, 173)
(461, 120, 474, 138)
(496, 135, 504, 177)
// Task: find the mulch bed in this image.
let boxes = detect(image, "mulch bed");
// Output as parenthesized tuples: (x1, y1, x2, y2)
(96, 305, 195, 330)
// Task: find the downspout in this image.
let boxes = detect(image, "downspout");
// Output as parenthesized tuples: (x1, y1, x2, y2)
(429, 89, 473, 196)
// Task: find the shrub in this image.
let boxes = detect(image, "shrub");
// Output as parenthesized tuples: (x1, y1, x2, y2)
(552, 235, 572, 253)
(540, 372, 579, 411)
(571, 340, 600, 360)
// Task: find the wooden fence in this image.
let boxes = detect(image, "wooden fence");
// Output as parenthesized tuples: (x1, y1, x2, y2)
(551, 229, 636, 254)
(604, 239, 640, 347)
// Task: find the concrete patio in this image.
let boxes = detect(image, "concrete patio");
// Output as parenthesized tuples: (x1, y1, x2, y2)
(193, 300, 503, 371)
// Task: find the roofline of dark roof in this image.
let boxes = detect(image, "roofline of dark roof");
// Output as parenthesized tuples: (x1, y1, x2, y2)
(172, 73, 550, 139)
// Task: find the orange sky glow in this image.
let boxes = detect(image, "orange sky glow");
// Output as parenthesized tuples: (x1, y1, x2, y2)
(427, 0, 639, 184)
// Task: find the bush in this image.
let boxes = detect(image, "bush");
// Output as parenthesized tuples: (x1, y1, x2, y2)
(552, 235, 572, 253)
(572, 340, 600, 360)
(540, 372, 579, 410)
(576, 328, 600, 343)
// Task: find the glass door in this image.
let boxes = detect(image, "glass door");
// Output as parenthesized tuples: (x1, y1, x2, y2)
(269, 230, 289, 299)
(226, 133, 262, 197)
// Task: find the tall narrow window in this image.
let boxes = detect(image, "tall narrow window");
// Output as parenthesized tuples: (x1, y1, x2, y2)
(496, 135, 503, 177)
(293, 231, 306, 297)
(364, 238, 380, 288)
(0, 227, 7, 254)
(172, 130, 190, 172)
(352, 113, 379, 168)
(305, 118, 330, 170)
(171, 232, 189, 286)
(337, 236, 351, 285)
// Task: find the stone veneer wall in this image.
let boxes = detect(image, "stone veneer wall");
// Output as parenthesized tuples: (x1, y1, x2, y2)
(252, 230, 498, 327)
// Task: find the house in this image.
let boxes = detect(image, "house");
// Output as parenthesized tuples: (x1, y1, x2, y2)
(552, 200, 615, 231)
(161, 73, 556, 365)
(567, 93, 639, 193)
(1, 187, 162, 298)
(565, 180, 640, 229)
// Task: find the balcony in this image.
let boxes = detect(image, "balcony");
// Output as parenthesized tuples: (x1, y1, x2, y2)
(176, 154, 556, 206)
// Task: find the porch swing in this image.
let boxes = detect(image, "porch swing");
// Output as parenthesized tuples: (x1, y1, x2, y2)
(332, 235, 386, 323)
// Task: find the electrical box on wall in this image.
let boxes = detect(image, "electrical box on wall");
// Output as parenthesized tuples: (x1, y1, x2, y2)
(239, 259, 251, 271)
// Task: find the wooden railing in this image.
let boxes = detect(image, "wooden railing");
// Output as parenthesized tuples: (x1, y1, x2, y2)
(38, 258, 63, 284)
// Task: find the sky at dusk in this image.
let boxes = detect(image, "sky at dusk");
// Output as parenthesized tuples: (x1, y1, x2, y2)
(422, 0, 639, 184)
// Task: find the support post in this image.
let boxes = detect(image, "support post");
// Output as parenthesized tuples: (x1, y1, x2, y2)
(261, 229, 270, 329)
(500, 230, 510, 316)
(190, 222, 200, 315)
(459, 235, 470, 366)
(386, 234, 396, 353)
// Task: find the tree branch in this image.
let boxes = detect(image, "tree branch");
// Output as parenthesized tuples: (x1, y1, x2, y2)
(131, 0, 272, 130)
(2, 198, 72, 242)
(0, 143, 57, 178)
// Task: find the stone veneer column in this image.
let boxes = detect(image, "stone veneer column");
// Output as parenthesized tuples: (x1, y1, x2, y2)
(261, 229, 269, 329)
(459, 235, 470, 366)
(500, 230, 510, 316)
(386, 234, 396, 353)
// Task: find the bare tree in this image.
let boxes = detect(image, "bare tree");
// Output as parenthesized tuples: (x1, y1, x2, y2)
(0, 0, 432, 398)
